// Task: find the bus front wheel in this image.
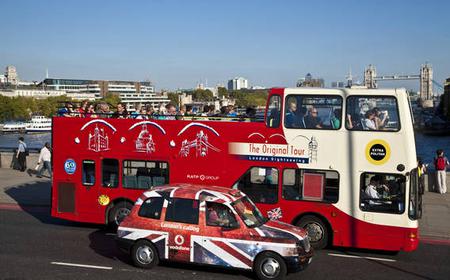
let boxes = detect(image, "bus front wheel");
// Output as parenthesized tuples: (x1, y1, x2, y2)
(108, 201, 133, 227)
(297, 215, 329, 249)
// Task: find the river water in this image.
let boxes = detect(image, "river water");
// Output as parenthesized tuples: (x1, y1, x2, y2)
(1, 131, 449, 168)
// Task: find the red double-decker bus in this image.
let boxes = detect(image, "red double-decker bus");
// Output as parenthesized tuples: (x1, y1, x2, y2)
(51, 87, 421, 251)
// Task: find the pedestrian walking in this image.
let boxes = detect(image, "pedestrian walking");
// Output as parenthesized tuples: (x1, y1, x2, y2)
(36, 142, 52, 178)
(434, 149, 449, 194)
(17, 137, 28, 172)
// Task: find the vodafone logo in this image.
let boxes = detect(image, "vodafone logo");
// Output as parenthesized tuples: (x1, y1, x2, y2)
(174, 235, 184, 245)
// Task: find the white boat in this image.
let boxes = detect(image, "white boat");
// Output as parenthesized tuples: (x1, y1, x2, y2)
(2, 121, 28, 133)
(25, 115, 52, 133)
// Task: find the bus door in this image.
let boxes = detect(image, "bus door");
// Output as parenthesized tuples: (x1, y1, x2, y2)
(77, 159, 100, 217)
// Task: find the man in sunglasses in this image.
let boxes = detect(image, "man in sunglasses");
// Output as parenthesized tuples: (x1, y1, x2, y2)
(304, 106, 322, 129)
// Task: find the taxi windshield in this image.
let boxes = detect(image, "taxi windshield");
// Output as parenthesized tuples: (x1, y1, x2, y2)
(232, 196, 267, 228)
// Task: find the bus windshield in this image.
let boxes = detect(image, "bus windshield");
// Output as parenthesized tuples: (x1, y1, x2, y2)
(232, 196, 267, 228)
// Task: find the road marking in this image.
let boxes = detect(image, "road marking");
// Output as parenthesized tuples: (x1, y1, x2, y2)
(328, 253, 396, 262)
(51, 262, 113, 270)
(105, 233, 116, 236)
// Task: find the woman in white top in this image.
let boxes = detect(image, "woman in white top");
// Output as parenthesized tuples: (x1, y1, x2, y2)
(363, 110, 377, 130)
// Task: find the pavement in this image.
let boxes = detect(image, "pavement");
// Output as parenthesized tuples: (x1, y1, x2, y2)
(0, 168, 449, 241)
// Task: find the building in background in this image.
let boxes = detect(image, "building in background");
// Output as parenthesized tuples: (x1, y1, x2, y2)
(331, 81, 346, 88)
(5, 66, 19, 85)
(227, 77, 248, 90)
(0, 88, 67, 99)
(42, 78, 169, 111)
(296, 73, 324, 88)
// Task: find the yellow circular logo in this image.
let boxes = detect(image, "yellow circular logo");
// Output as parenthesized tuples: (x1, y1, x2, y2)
(98, 195, 110, 206)
(365, 139, 391, 165)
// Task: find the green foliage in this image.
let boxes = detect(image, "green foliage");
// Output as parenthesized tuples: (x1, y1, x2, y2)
(218, 87, 228, 98)
(192, 89, 214, 101)
(230, 89, 268, 107)
(0, 95, 73, 122)
(101, 93, 121, 107)
(166, 92, 180, 107)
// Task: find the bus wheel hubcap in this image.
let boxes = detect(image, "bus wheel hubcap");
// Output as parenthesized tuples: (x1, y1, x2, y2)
(305, 222, 324, 242)
(115, 208, 130, 225)
(261, 258, 280, 278)
(136, 246, 153, 264)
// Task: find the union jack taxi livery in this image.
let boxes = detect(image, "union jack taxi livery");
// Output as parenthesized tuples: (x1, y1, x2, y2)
(116, 184, 312, 280)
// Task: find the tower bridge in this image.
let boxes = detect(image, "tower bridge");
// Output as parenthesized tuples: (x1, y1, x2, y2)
(364, 63, 443, 101)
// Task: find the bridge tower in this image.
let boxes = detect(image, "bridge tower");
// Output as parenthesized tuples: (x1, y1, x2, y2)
(420, 63, 433, 100)
(364, 64, 377, 89)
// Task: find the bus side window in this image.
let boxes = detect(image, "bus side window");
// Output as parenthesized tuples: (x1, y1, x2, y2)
(282, 169, 339, 203)
(346, 96, 400, 131)
(235, 167, 278, 204)
(360, 173, 405, 214)
(266, 95, 281, 128)
(122, 160, 169, 190)
(284, 95, 342, 130)
(82, 160, 95, 186)
(102, 158, 119, 188)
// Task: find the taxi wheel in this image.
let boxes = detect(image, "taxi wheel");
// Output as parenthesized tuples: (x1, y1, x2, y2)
(254, 251, 287, 280)
(108, 201, 133, 228)
(131, 240, 159, 269)
(297, 215, 328, 250)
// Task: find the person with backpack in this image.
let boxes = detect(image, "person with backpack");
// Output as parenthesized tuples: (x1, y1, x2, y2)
(434, 149, 449, 194)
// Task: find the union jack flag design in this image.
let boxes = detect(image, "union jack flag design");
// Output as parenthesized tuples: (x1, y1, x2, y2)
(267, 207, 283, 220)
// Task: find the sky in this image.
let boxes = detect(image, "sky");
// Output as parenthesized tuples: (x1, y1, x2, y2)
(0, 0, 449, 91)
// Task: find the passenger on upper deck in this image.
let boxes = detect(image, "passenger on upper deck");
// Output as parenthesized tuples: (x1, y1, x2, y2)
(86, 103, 96, 118)
(58, 102, 74, 117)
(227, 105, 237, 117)
(285, 102, 304, 128)
(96, 102, 112, 118)
(304, 106, 322, 129)
(78, 101, 88, 117)
(146, 105, 155, 119)
(372, 107, 388, 129)
(363, 110, 377, 130)
(331, 109, 341, 129)
(112, 102, 128, 119)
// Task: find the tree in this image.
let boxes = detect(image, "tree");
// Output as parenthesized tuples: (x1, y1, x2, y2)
(218, 87, 228, 98)
(192, 89, 213, 102)
(166, 92, 180, 107)
(101, 93, 121, 108)
(230, 89, 268, 107)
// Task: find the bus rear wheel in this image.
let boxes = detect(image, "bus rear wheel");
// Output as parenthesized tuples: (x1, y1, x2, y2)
(297, 215, 329, 249)
(108, 201, 133, 227)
